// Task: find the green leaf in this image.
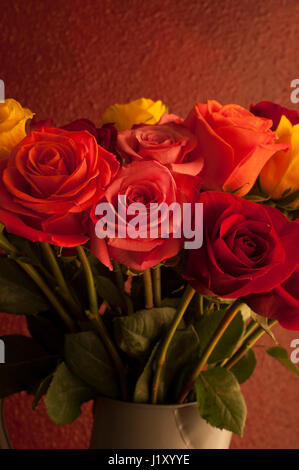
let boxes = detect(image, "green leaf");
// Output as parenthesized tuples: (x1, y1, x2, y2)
(230, 349, 257, 384)
(133, 342, 160, 403)
(122, 266, 144, 277)
(64, 331, 119, 398)
(195, 367, 247, 435)
(266, 346, 299, 377)
(278, 188, 299, 209)
(26, 311, 65, 354)
(6, 234, 43, 266)
(196, 308, 244, 364)
(230, 183, 249, 195)
(245, 194, 271, 203)
(133, 325, 200, 404)
(281, 188, 292, 198)
(44, 362, 96, 425)
(130, 275, 145, 311)
(0, 224, 17, 254)
(161, 297, 180, 308)
(244, 180, 270, 203)
(157, 325, 200, 403)
(161, 265, 185, 298)
(88, 252, 114, 280)
(32, 374, 53, 410)
(0, 335, 57, 398)
(0, 258, 49, 314)
(95, 275, 125, 308)
(113, 307, 177, 359)
(62, 263, 89, 310)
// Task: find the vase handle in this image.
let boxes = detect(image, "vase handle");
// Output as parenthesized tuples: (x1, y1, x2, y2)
(0, 399, 11, 449)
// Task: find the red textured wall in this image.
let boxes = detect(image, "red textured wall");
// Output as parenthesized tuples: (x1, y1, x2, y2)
(1, 0, 299, 449)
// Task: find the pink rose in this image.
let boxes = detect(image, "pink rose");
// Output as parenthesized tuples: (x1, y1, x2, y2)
(117, 120, 203, 176)
(90, 160, 200, 271)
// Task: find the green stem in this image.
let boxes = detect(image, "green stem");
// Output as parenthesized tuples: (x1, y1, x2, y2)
(0, 399, 11, 449)
(206, 301, 215, 315)
(152, 266, 162, 308)
(220, 319, 259, 367)
(41, 243, 69, 293)
(113, 260, 125, 292)
(178, 300, 244, 404)
(151, 284, 196, 404)
(86, 310, 128, 400)
(199, 295, 204, 316)
(16, 260, 76, 332)
(0, 235, 76, 331)
(225, 319, 277, 370)
(112, 261, 133, 315)
(76, 246, 127, 400)
(0, 237, 18, 256)
(41, 243, 82, 317)
(76, 246, 98, 315)
(243, 318, 260, 338)
(143, 268, 154, 309)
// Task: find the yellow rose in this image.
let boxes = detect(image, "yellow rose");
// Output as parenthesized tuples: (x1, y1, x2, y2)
(259, 115, 299, 208)
(102, 97, 166, 132)
(0, 99, 34, 158)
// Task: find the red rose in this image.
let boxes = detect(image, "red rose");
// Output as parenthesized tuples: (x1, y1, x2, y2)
(183, 191, 299, 299)
(61, 118, 98, 136)
(96, 124, 118, 154)
(0, 128, 119, 246)
(31, 118, 118, 154)
(90, 160, 200, 271)
(244, 268, 299, 331)
(30, 118, 54, 131)
(117, 120, 203, 176)
(250, 101, 299, 130)
(184, 101, 288, 196)
(62, 119, 118, 154)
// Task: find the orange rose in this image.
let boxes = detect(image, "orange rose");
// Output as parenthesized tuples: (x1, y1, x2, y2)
(0, 128, 119, 246)
(185, 100, 288, 196)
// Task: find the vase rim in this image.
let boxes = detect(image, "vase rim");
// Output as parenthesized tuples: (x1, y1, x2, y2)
(95, 396, 198, 410)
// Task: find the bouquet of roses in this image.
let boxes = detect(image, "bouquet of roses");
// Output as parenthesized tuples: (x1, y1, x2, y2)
(0, 96, 298, 437)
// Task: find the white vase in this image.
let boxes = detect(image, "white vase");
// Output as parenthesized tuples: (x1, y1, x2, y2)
(90, 396, 232, 449)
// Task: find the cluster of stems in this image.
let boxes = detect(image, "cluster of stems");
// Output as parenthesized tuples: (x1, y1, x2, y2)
(0, 232, 128, 400)
(142, 268, 276, 405)
(143, 266, 162, 309)
(0, 229, 275, 405)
